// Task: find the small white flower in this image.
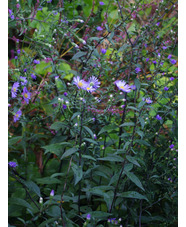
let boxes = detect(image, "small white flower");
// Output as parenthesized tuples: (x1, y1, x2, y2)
(39, 197, 43, 204)
(74, 123, 78, 127)
(82, 40, 86, 45)
(110, 94, 113, 98)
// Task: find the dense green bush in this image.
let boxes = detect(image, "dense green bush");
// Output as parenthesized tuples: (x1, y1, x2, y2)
(8, 0, 177, 226)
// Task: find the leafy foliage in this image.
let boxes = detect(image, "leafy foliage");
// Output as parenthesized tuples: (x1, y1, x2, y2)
(8, 0, 177, 226)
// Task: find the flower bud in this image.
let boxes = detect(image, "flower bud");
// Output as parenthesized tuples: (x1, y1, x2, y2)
(39, 197, 43, 204)
(50, 189, 54, 197)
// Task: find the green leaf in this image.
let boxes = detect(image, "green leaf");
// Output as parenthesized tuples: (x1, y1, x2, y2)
(9, 198, 34, 211)
(42, 143, 67, 157)
(24, 181, 41, 197)
(126, 155, 141, 167)
(118, 44, 129, 52)
(120, 122, 135, 127)
(136, 130, 144, 139)
(38, 218, 57, 227)
(135, 139, 150, 146)
(71, 112, 81, 120)
(124, 171, 145, 191)
(98, 155, 124, 162)
(138, 100, 146, 109)
(83, 211, 111, 218)
(36, 177, 61, 185)
(34, 61, 52, 75)
(72, 51, 87, 60)
(98, 124, 118, 135)
(134, 78, 141, 91)
(72, 164, 83, 185)
(81, 155, 96, 161)
(138, 117, 145, 129)
(118, 191, 148, 201)
(83, 138, 98, 145)
(50, 122, 68, 131)
(8, 136, 22, 146)
(83, 126, 95, 139)
(61, 147, 78, 159)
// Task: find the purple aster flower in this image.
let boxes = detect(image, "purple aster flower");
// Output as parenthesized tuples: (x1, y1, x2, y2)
(37, 7, 43, 11)
(92, 117, 96, 121)
(164, 86, 169, 91)
(22, 87, 31, 104)
(50, 189, 54, 196)
(135, 67, 141, 73)
(8, 9, 13, 15)
(156, 115, 162, 120)
(144, 43, 147, 48)
(170, 77, 174, 81)
(64, 92, 68, 96)
(23, 68, 27, 73)
(86, 214, 91, 220)
(62, 104, 67, 109)
(88, 76, 100, 89)
(162, 46, 167, 50)
(169, 144, 174, 149)
(8, 103, 11, 107)
(11, 82, 19, 98)
(146, 58, 149, 62)
(17, 49, 21, 54)
(101, 48, 107, 54)
(55, 76, 59, 80)
(13, 109, 22, 122)
(158, 53, 161, 57)
(99, 1, 105, 5)
(130, 85, 136, 90)
(85, 83, 96, 93)
(160, 62, 164, 66)
(152, 60, 157, 64)
(73, 76, 87, 90)
(8, 161, 18, 168)
(114, 80, 131, 93)
(47, 0, 52, 3)
(31, 74, 37, 80)
(97, 26, 103, 31)
(170, 59, 176, 64)
(33, 59, 40, 64)
(20, 76, 27, 86)
(156, 22, 160, 26)
(93, 134, 97, 139)
(168, 54, 172, 59)
(145, 98, 153, 104)
(10, 14, 15, 20)
(15, 56, 18, 59)
(121, 105, 125, 108)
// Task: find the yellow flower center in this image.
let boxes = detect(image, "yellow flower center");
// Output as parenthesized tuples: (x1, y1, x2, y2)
(13, 87, 16, 92)
(120, 86, 124, 89)
(16, 114, 19, 117)
(87, 87, 90, 90)
(24, 93, 28, 98)
(78, 82, 83, 87)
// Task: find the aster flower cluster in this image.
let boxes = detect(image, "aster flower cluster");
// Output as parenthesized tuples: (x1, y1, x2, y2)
(73, 76, 100, 93)
(108, 217, 122, 225)
(114, 80, 131, 93)
(8, 161, 18, 168)
(9, 9, 14, 20)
